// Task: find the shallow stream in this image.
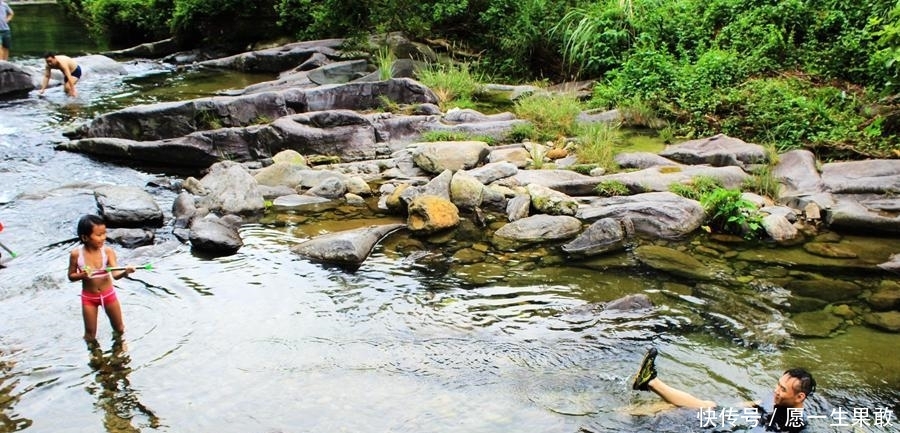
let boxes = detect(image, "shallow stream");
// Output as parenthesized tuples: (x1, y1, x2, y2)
(0, 4, 897, 432)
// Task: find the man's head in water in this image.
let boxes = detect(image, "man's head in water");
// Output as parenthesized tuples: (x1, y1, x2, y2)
(774, 368, 816, 408)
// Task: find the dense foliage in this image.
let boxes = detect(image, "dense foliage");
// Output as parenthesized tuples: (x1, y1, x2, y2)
(56, 0, 899, 159)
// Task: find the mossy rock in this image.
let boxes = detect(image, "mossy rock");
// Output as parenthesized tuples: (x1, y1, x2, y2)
(788, 310, 844, 338)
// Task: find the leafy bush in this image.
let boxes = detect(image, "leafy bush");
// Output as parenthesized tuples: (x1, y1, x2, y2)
(82, 0, 172, 46)
(700, 187, 763, 239)
(171, 0, 279, 47)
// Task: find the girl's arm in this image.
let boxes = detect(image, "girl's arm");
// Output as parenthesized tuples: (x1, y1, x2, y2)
(67, 250, 87, 282)
(105, 247, 134, 280)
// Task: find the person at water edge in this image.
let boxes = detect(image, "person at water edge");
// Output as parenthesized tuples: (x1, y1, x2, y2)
(632, 347, 816, 432)
(67, 214, 134, 343)
(39, 52, 82, 97)
(0, 0, 12, 61)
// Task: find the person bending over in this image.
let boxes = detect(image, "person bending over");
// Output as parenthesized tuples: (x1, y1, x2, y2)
(39, 52, 82, 97)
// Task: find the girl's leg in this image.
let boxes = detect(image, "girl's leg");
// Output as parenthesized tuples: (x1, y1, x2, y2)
(104, 300, 125, 337)
(82, 303, 99, 342)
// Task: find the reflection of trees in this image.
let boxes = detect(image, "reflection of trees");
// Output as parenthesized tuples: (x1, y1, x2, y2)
(0, 356, 33, 431)
(86, 340, 161, 432)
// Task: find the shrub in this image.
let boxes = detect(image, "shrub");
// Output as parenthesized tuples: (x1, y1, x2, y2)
(514, 93, 583, 142)
(416, 63, 484, 111)
(700, 187, 764, 239)
(83, 0, 172, 46)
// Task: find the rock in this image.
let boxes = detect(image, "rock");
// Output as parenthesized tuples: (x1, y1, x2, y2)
(197, 39, 343, 73)
(491, 214, 582, 251)
(821, 159, 900, 194)
(103, 38, 179, 59)
(604, 293, 653, 311)
(502, 169, 601, 197)
(561, 218, 627, 256)
(862, 311, 900, 333)
(826, 196, 900, 234)
(578, 192, 704, 239)
(449, 170, 486, 210)
(802, 242, 858, 258)
(407, 195, 460, 233)
(786, 278, 864, 303)
(597, 165, 749, 193)
(107, 228, 155, 248)
(172, 191, 197, 229)
(443, 108, 516, 124)
(291, 223, 405, 268)
(411, 141, 490, 174)
(868, 280, 900, 311)
(271, 149, 308, 165)
(254, 162, 306, 188)
(659, 133, 767, 168)
(189, 214, 244, 256)
(196, 161, 265, 215)
(488, 145, 530, 168)
(761, 214, 799, 243)
(271, 194, 335, 211)
(526, 183, 578, 216)
(0, 61, 36, 96)
(614, 152, 681, 170)
(633, 245, 716, 280)
(466, 162, 518, 185)
(305, 176, 347, 199)
(506, 194, 530, 222)
(787, 310, 844, 338)
(94, 185, 164, 228)
(263, 110, 378, 162)
(773, 149, 822, 199)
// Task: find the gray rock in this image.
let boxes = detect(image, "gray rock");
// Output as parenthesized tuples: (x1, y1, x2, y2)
(501, 169, 601, 197)
(196, 161, 265, 215)
(254, 162, 307, 188)
(634, 245, 715, 280)
(411, 141, 490, 174)
(466, 162, 518, 185)
(94, 185, 164, 228)
(577, 192, 704, 239)
(786, 278, 864, 303)
(614, 152, 681, 170)
(272, 194, 335, 211)
(0, 61, 36, 96)
(597, 165, 749, 193)
(291, 223, 405, 268)
(449, 170, 486, 210)
(526, 183, 578, 216)
(172, 191, 197, 229)
(107, 228, 155, 248)
(506, 194, 530, 222)
(198, 39, 343, 73)
(761, 214, 799, 243)
(189, 214, 244, 256)
(491, 214, 582, 251)
(488, 145, 530, 168)
(822, 159, 900, 194)
(263, 110, 378, 162)
(826, 196, 900, 234)
(561, 218, 627, 256)
(604, 293, 653, 311)
(305, 176, 347, 199)
(660, 133, 767, 168)
(878, 253, 900, 274)
(443, 108, 516, 124)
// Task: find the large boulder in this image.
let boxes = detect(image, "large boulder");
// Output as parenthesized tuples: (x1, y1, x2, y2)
(0, 61, 36, 96)
(596, 165, 749, 193)
(577, 192, 705, 239)
(659, 134, 767, 168)
(411, 141, 490, 174)
(189, 214, 243, 257)
(261, 110, 378, 161)
(198, 40, 344, 73)
(407, 195, 460, 233)
(526, 183, 578, 216)
(291, 223, 405, 268)
(821, 159, 900, 194)
(491, 214, 583, 251)
(94, 185, 164, 228)
(561, 218, 628, 256)
(194, 161, 265, 215)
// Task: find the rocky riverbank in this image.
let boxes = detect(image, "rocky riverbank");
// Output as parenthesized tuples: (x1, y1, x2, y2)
(3, 36, 898, 340)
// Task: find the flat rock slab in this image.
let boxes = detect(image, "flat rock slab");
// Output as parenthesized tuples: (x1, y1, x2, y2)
(291, 223, 405, 268)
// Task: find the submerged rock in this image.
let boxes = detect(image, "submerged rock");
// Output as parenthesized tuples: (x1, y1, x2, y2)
(634, 245, 716, 281)
(290, 223, 405, 267)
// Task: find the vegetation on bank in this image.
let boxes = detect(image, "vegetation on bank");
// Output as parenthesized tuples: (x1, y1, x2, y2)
(58, 0, 899, 162)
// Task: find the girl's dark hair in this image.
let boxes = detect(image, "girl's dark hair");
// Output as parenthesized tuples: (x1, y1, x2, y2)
(77, 214, 105, 241)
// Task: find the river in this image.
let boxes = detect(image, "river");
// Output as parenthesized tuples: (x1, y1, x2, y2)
(0, 3, 898, 433)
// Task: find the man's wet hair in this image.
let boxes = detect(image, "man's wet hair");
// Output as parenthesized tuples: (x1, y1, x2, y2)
(784, 368, 816, 396)
(43, 51, 57, 59)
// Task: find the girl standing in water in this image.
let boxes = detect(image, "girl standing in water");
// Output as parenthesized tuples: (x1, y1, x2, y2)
(67, 214, 134, 343)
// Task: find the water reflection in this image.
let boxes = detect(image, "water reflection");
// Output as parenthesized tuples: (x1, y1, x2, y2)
(0, 357, 32, 431)
(85, 339, 160, 432)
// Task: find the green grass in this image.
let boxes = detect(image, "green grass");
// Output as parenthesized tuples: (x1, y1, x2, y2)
(514, 93, 584, 142)
(416, 62, 484, 111)
(574, 121, 622, 171)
